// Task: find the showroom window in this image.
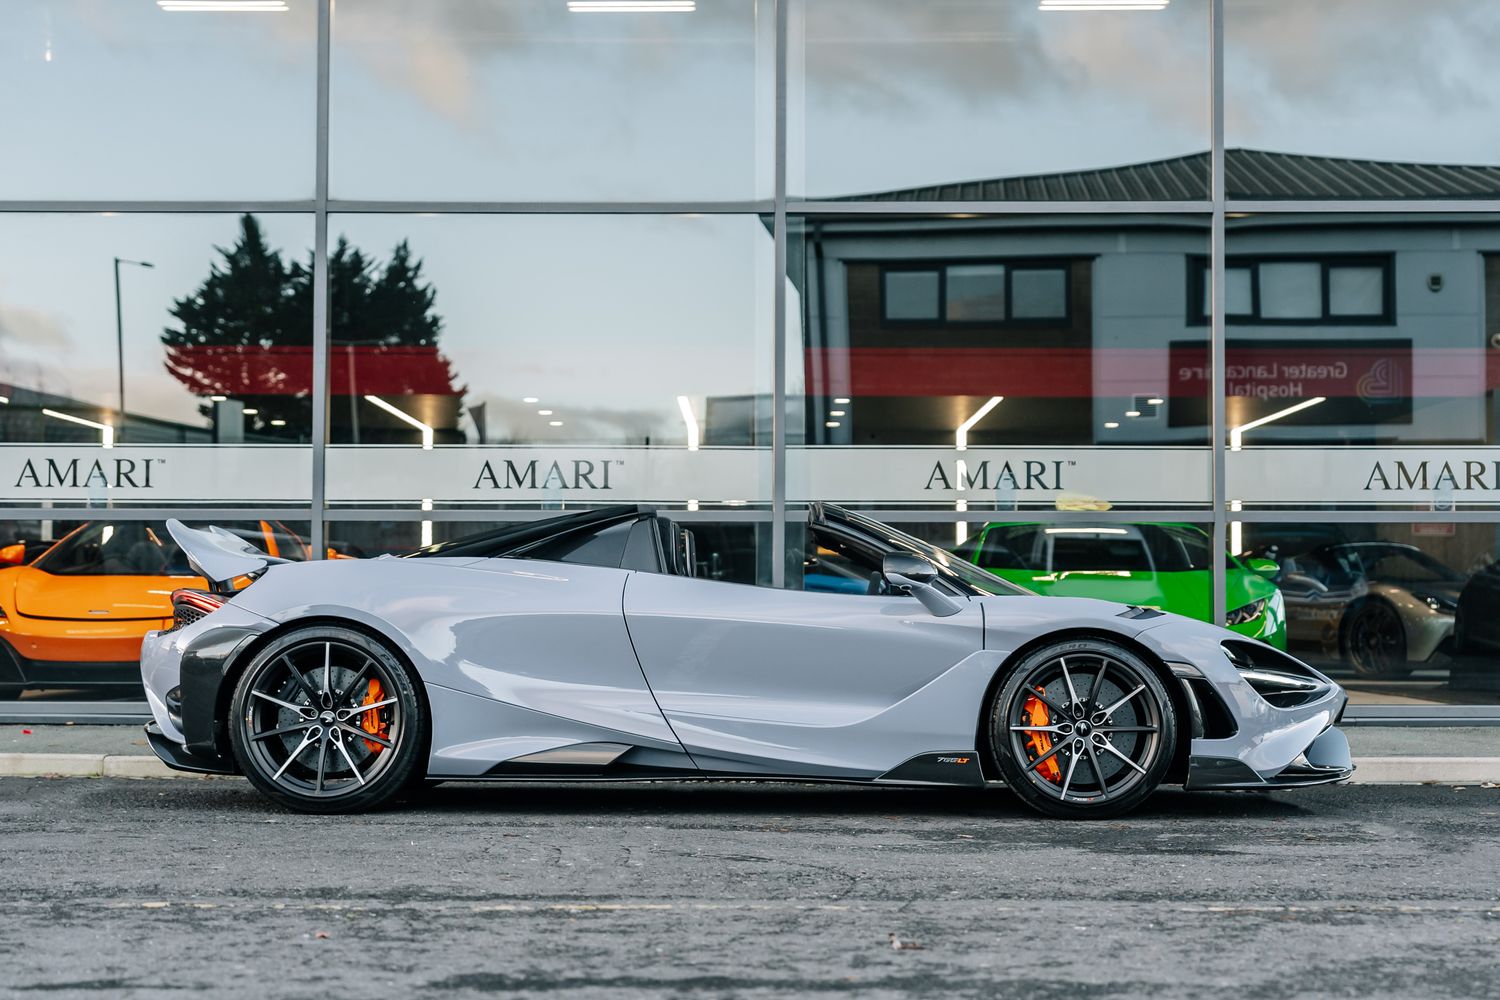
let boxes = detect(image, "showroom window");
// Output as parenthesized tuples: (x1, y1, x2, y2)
(1189, 256, 1394, 325)
(5, 0, 1499, 713)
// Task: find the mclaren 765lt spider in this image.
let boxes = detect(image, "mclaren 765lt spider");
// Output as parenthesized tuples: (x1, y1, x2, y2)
(141, 505, 1353, 819)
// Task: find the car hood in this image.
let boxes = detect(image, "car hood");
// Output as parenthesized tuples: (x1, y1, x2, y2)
(10, 566, 196, 621)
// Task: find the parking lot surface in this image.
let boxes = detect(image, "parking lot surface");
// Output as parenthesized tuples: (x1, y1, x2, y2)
(1, 779, 1498, 999)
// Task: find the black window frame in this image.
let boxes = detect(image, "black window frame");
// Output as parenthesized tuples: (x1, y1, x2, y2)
(1187, 254, 1395, 326)
(879, 258, 1072, 327)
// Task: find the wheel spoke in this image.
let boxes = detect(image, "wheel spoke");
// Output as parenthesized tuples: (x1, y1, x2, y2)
(341, 697, 397, 716)
(1099, 725, 1158, 734)
(1058, 748, 1080, 799)
(1060, 657, 1081, 708)
(335, 658, 373, 707)
(1027, 686, 1071, 719)
(1009, 724, 1071, 734)
(322, 643, 332, 699)
(271, 727, 320, 782)
(1099, 738, 1147, 775)
(251, 721, 313, 743)
(1102, 684, 1146, 718)
(315, 730, 328, 792)
(1086, 741, 1110, 797)
(251, 689, 312, 715)
(1092, 661, 1110, 708)
(338, 722, 391, 749)
(1024, 738, 1068, 774)
(280, 656, 320, 706)
(333, 733, 366, 786)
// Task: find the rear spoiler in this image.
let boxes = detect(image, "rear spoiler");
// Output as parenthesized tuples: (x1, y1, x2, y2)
(166, 519, 289, 593)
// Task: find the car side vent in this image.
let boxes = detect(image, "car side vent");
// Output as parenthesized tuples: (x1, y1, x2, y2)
(1183, 678, 1238, 739)
(1118, 606, 1164, 620)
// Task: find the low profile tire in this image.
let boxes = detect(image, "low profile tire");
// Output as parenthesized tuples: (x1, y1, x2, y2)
(0, 685, 21, 701)
(989, 638, 1177, 820)
(1340, 599, 1412, 678)
(228, 626, 427, 814)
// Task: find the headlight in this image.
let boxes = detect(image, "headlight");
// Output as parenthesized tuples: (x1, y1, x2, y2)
(1413, 590, 1457, 614)
(1225, 597, 1268, 626)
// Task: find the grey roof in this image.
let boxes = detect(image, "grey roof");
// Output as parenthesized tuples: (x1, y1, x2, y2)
(841, 149, 1500, 202)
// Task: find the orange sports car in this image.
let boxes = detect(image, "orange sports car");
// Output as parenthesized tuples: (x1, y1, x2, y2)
(0, 521, 318, 698)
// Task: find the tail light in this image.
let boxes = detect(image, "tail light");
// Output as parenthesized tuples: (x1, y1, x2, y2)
(169, 589, 227, 631)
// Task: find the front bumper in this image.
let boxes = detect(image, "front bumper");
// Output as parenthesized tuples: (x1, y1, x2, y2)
(140, 602, 272, 760)
(1135, 615, 1354, 792)
(145, 721, 238, 776)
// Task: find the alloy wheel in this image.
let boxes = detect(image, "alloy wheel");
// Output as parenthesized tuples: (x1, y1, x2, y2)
(1005, 650, 1165, 806)
(238, 639, 404, 799)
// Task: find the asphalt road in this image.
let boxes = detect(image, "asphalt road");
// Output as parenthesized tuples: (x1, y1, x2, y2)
(1, 780, 1498, 1000)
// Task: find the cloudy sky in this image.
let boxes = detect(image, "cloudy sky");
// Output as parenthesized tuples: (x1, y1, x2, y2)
(2, 0, 1499, 443)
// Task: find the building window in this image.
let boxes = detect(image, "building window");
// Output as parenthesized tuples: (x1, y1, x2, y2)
(1191, 255, 1395, 325)
(881, 261, 1069, 325)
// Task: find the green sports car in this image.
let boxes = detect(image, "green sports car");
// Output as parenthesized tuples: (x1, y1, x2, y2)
(955, 522, 1287, 649)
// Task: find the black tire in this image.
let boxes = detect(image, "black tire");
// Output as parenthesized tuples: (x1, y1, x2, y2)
(227, 625, 427, 814)
(0, 685, 22, 701)
(1340, 599, 1412, 678)
(988, 638, 1177, 820)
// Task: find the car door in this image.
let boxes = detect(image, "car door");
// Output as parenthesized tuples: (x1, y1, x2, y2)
(622, 569, 986, 779)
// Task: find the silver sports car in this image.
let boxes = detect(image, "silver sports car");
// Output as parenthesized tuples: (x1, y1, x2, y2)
(141, 504, 1352, 819)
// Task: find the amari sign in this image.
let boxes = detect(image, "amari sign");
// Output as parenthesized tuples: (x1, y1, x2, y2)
(0, 447, 310, 503)
(1228, 448, 1500, 505)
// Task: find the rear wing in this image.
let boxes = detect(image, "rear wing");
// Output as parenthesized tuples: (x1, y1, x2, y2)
(166, 519, 289, 593)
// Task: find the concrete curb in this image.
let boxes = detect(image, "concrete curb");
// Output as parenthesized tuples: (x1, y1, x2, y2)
(0, 753, 210, 780)
(1, 753, 1499, 784)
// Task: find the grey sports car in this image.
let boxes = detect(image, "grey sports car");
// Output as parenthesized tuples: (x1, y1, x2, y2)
(141, 504, 1352, 819)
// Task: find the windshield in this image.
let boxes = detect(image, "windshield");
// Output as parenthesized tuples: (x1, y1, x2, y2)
(1339, 545, 1463, 584)
(825, 507, 1031, 596)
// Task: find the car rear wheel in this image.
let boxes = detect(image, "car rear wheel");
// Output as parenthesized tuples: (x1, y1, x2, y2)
(228, 626, 427, 814)
(1341, 600, 1412, 678)
(989, 638, 1176, 820)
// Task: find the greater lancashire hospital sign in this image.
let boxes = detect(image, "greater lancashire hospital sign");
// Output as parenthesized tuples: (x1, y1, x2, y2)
(6, 444, 1500, 507)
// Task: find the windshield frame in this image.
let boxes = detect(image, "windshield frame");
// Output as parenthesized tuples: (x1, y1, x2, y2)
(816, 505, 1032, 596)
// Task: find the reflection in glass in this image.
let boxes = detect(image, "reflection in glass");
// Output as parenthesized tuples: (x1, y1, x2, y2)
(0, 0, 315, 199)
(0, 214, 316, 448)
(330, 0, 772, 201)
(328, 214, 773, 452)
(1240, 522, 1500, 704)
(1219, 214, 1500, 447)
(790, 215, 1211, 449)
(791, 0, 1209, 200)
(1227, 0, 1500, 194)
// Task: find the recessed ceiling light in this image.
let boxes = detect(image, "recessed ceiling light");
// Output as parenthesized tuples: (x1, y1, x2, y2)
(825, 420, 841, 428)
(523, 397, 539, 404)
(270, 419, 287, 426)
(209, 395, 227, 401)
(549, 420, 564, 427)
(1103, 421, 1120, 429)
(833, 397, 851, 405)
(829, 410, 846, 417)
(243, 408, 259, 416)
(1125, 410, 1142, 418)
(538, 409, 553, 416)
(1147, 397, 1165, 405)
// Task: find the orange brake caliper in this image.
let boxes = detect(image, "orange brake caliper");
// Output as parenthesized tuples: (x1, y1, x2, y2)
(360, 678, 391, 754)
(1022, 689, 1061, 783)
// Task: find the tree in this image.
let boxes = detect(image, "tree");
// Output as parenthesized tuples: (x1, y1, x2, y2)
(162, 214, 461, 442)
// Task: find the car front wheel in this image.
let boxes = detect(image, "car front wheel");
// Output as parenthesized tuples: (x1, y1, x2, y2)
(228, 625, 427, 814)
(989, 638, 1177, 820)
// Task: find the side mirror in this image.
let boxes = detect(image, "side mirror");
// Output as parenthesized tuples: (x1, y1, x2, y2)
(1246, 557, 1279, 579)
(882, 553, 963, 617)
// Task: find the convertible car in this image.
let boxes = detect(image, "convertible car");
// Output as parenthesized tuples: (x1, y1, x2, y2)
(141, 504, 1352, 819)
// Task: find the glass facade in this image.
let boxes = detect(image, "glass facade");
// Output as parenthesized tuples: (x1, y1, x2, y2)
(4, 0, 1500, 708)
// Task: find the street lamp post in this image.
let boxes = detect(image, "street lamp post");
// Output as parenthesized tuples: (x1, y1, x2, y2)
(113, 256, 154, 434)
